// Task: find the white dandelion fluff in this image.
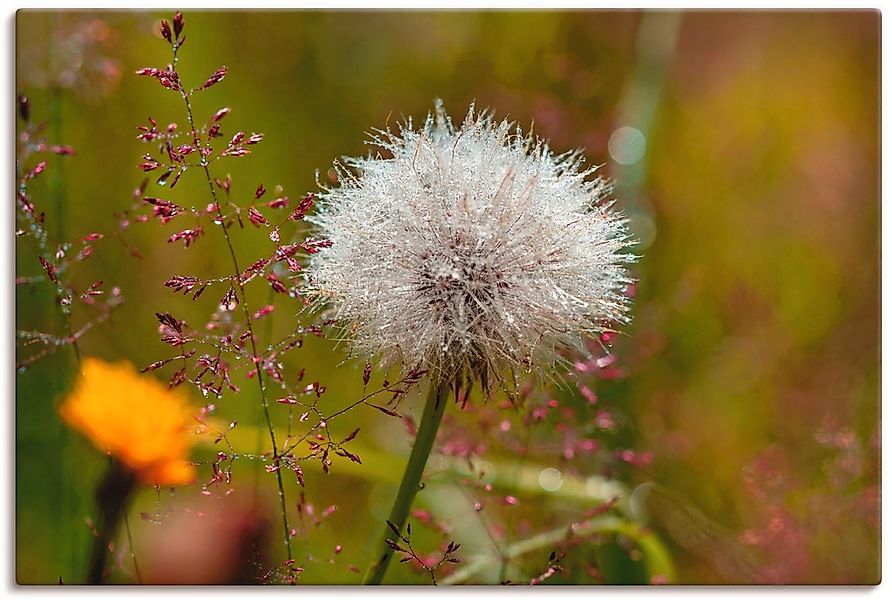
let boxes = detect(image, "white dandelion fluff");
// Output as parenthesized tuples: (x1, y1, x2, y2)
(307, 100, 635, 385)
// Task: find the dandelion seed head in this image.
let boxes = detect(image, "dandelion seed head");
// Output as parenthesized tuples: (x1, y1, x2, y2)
(307, 101, 635, 384)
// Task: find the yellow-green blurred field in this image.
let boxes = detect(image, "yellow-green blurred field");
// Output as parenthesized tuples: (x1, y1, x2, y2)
(15, 10, 879, 585)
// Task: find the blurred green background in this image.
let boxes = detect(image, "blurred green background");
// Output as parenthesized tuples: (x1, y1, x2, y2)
(16, 10, 879, 585)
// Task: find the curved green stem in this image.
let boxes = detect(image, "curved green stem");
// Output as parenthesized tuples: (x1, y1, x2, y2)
(363, 379, 450, 585)
(440, 515, 675, 585)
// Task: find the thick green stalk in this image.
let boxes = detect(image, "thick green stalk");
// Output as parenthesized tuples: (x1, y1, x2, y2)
(363, 379, 450, 585)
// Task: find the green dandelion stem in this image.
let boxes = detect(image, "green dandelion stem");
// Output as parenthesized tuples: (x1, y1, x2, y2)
(363, 378, 450, 585)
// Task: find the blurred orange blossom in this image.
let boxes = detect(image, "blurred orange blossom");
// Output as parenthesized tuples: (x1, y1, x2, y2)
(59, 358, 197, 485)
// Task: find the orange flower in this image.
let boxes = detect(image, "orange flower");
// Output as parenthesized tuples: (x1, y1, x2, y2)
(60, 358, 197, 485)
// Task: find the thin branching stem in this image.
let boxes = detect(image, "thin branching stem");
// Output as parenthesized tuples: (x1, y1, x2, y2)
(253, 285, 277, 509)
(174, 42, 292, 561)
(441, 514, 622, 585)
(278, 370, 424, 457)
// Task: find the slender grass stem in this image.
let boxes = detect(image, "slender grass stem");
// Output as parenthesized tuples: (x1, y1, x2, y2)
(253, 285, 277, 510)
(48, 86, 65, 241)
(363, 379, 450, 585)
(123, 511, 142, 584)
(172, 43, 292, 560)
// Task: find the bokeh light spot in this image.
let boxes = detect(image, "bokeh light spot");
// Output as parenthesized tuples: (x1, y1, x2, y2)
(608, 126, 647, 165)
(538, 467, 563, 492)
